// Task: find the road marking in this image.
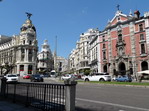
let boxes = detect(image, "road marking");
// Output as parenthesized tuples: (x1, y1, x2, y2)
(76, 98, 149, 111)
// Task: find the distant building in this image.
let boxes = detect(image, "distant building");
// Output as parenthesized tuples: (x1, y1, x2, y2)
(37, 40, 54, 73)
(56, 56, 68, 73)
(0, 15, 38, 76)
(88, 29, 100, 73)
(69, 29, 99, 74)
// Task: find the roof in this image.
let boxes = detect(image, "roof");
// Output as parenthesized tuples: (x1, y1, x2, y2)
(0, 35, 12, 45)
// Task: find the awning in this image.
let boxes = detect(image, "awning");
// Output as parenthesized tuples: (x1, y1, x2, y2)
(137, 70, 149, 76)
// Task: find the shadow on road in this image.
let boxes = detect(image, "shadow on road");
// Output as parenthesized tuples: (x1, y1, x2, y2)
(76, 106, 99, 111)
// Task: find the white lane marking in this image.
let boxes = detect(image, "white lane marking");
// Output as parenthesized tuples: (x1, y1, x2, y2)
(76, 98, 149, 111)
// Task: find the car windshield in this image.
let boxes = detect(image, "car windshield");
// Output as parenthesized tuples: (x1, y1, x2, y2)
(8, 75, 17, 77)
(33, 75, 40, 77)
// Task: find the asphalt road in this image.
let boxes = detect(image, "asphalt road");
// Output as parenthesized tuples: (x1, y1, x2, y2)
(75, 83, 149, 111)
(1, 77, 149, 111)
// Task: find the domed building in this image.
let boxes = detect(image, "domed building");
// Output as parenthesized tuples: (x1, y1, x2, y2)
(0, 13, 38, 76)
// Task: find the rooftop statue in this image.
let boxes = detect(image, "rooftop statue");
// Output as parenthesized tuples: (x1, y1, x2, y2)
(25, 12, 32, 19)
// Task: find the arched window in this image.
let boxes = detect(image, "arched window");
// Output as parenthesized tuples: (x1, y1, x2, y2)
(103, 44, 105, 48)
(118, 34, 122, 42)
(103, 51, 106, 59)
(141, 61, 148, 71)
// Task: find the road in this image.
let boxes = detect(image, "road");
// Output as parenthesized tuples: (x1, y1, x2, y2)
(1, 77, 149, 111)
(75, 83, 149, 111)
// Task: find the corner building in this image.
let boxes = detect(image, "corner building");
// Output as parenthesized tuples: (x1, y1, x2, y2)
(0, 15, 38, 76)
(37, 40, 54, 73)
(100, 9, 149, 77)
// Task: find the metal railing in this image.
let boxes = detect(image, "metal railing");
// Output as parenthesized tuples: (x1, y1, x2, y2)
(1, 78, 77, 111)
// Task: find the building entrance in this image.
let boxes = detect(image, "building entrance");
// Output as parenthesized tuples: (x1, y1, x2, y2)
(118, 62, 126, 75)
(103, 65, 107, 72)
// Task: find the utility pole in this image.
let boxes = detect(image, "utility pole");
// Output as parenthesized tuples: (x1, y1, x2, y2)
(54, 36, 57, 72)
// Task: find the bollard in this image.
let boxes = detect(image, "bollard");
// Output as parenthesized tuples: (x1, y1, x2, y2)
(1, 77, 7, 98)
(64, 79, 77, 111)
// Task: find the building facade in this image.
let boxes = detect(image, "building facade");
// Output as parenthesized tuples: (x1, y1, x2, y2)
(56, 56, 68, 73)
(88, 29, 100, 73)
(0, 15, 38, 76)
(37, 40, 54, 73)
(69, 29, 98, 74)
(99, 9, 149, 77)
(69, 8, 149, 78)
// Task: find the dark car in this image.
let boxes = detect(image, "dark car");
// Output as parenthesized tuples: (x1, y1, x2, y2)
(30, 74, 44, 82)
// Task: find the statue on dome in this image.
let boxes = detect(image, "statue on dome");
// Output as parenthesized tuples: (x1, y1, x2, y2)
(25, 12, 32, 19)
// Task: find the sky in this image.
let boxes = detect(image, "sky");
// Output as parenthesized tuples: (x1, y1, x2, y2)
(0, 0, 149, 58)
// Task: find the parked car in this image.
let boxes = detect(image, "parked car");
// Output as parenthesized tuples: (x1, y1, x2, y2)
(23, 74, 31, 79)
(4, 74, 19, 82)
(115, 75, 132, 82)
(61, 74, 75, 80)
(82, 73, 111, 82)
(30, 74, 44, 82)
(43, 74, 50, 78)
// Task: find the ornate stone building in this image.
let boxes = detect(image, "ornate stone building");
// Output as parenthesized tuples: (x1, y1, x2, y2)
(69, 29, 97, 74)
(0, 14, 38, 76)
(37, 40, 54, 73)
(99, 9, 149, 77)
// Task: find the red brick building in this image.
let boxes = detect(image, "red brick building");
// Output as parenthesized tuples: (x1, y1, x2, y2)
(99, 9, 149, 77)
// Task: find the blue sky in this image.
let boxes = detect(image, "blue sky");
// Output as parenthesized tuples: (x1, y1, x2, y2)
(0, 0, 149, 58)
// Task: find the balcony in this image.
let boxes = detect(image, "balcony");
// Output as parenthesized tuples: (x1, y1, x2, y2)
(140, 53, 147, 57)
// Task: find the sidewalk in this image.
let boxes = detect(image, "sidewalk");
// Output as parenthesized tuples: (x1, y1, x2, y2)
(0, 100, 39, 111)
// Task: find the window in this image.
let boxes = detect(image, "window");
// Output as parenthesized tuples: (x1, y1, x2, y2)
(118, 34, 122, 42)
(117, 17, 120, 21)
(29, 41, 32, 45)
(103, 44, 106, 48)
(21, 48, 25, 53)
(141, 44, 145, 54)
(21, 55, 24, 61)
(28, 65, 32, 74)
(23, 40, 25, 44)
(140, 34, 144, 40)
(20, 65, 24, 71)
(139, 24, 143, 32)
(29, 49, 32, 54)
(28, 55, 32, 62)
(102, 36, 105, 42)
(103, 51, 106, 59)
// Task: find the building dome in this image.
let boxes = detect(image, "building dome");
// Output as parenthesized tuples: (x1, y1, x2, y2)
(20, 19, 36, 32)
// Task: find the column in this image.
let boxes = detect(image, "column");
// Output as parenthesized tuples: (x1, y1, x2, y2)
(24, 64, 28, 74)
(64, 80, 77, 111)
(17, 64, 20, 74)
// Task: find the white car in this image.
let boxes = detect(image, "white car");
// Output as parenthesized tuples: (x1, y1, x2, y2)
(61, 74, 75, 80)
(82, 73, 111, 82)
(4, 74, 19, 82)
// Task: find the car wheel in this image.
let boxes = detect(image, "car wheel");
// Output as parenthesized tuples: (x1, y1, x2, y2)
(85, 78, 89, 82)
(99, 78, 105, 81)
